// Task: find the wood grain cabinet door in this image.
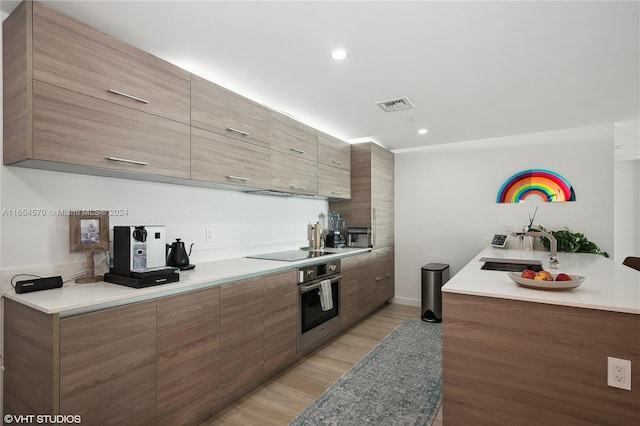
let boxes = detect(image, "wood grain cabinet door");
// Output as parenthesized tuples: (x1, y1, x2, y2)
(59, 301, 157, 426)
(339, 255, 360, 329)
(356, 251, 376, 320)
(191, 127, 270, 188)
(318, 163, 351, 199)
(270, 111, 318, 161)
(157, 287, 220, 426)
(318, 131, 350, 171)
(33, 82, 191, 179)
(3, 299, 57, 418)
(32, 1, 190, 124)
(191, 75, 271, 148)
(219, 278, 265, 406)
(263, 271, 298, 376)
(373, 246, 395, 306)
(270, 150, 318, 195)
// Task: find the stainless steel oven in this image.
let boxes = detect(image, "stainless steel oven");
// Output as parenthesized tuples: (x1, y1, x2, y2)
(297, 259, 341, 353)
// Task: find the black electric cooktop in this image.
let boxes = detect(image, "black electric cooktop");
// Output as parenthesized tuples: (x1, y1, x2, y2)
(247, 250, 331, 262)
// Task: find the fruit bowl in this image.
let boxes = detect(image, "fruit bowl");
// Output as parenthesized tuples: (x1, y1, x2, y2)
(507, 272, 585, 290)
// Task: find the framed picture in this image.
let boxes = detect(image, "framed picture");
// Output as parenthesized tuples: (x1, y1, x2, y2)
(69, 211, 109, 252)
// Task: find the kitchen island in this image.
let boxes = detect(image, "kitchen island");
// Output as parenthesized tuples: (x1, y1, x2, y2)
(442, 248, 640, 425)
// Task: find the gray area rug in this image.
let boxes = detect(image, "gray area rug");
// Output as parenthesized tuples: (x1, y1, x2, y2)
(289, 320, 442, 426)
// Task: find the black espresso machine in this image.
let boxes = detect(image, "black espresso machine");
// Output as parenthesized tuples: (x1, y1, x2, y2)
(105, 225, 179, 288)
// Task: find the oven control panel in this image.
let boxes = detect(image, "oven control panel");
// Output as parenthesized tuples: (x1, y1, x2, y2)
(298, 259, 341, 284)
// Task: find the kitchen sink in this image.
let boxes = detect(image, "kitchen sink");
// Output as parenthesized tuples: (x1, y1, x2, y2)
(479, 257, 543, 272)
(481, 262, 543, 272)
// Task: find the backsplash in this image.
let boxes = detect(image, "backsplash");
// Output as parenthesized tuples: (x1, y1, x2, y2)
(0, 166, 328, 281)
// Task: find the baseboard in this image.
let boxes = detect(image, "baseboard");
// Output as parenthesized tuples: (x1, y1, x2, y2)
(390, 297, 421, 307)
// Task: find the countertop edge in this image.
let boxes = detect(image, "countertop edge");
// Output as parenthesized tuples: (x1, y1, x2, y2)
(3, 248, 371, 316)
(442, 248, 640, 315)
(442, 287, 640, 315)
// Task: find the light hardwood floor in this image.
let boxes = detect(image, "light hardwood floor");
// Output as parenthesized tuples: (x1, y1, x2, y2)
(202, 303, 443, 426)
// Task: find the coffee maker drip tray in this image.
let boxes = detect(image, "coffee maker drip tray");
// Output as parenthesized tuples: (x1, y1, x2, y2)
(104, 269, 179, 289)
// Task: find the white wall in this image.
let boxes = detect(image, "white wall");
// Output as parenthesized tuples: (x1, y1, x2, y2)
(393, 124, 615, 306)
(613, 120, 640, 262)
(0, 167, 328, 277)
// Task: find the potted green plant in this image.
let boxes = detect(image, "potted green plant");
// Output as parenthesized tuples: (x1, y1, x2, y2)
(530, 225, 609, 258)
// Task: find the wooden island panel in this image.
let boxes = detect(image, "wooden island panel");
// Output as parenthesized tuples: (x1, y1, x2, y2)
(443, 293, 640, 425)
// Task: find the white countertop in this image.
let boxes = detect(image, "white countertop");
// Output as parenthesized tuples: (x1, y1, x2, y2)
(442, 248, 640, 314)
(3, 247, 370, 317)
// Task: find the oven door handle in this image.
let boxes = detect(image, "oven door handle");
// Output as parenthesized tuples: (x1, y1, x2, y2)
(299, 275, 342, 294)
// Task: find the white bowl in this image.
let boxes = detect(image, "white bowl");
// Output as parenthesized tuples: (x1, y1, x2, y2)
(507, 272, 585, 291)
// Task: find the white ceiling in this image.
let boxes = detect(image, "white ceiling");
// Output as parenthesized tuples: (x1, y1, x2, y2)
(2, 1, 639, 153)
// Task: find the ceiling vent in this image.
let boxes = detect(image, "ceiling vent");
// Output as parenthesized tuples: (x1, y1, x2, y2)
(375, 97, 415, 113)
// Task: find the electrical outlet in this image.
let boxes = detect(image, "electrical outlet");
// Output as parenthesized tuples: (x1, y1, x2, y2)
(607, 357, 631, 390)
(205, 227, 214, 243)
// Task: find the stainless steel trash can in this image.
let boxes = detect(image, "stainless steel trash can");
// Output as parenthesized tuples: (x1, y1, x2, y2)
(421, 263, 449, 323)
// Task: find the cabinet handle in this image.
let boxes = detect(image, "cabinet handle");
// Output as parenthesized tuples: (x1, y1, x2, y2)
(289, 185, 306, 190)
(372, 207, 377, 247)
(226, 128, 250, 137)
(299, 275, 342, 294)
(331, 191, 343, 196)
(107, 89, 150, 104)
(332, 160, 344, 166)
(289, 147, 306, 154)
(375, 273, 392, 281)
(107, 156, 149, 166)
(226, 175, 250, 182)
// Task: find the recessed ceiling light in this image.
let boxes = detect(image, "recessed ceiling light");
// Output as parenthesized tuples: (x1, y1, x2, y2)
(330, 48, 349, 61)
(418, 128, 428, 135)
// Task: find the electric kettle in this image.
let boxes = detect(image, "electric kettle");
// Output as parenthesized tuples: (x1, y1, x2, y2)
(166, 238, 196, 270)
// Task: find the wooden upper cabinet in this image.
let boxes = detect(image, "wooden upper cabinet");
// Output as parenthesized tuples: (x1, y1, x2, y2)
(191, 127, 270, 188)
(330, 142, 394, 246)
(270, 111, 318, 161)
(318, 131, 351, 171)
(32, 1, 190, 124)
(318, 163, 351, 199)
(270, 150, 318, 195)
(371, 143, 394, 208)
(191, 75, 271, 148)
(33, 81, 191, 179)
(3, 1, 190, 180)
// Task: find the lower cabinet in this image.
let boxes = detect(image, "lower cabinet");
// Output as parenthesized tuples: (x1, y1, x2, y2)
(263, 271, 298, 376)
(59, 301, 158, 426)
(373, 246, 395, 307)
(339, 251, 394, 330)
(219, 276, 266, 405)
(218, 270, 297, 408)
(4, 261, 391, 424)
(156, 287, 220, 426)
(340, 255, 360, 328)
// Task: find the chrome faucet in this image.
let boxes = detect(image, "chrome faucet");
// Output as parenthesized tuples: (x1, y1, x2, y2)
(514, 230, 559, 269)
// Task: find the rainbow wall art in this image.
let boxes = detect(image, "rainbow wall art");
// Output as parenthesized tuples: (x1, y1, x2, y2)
(497, 169, 576, 203)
